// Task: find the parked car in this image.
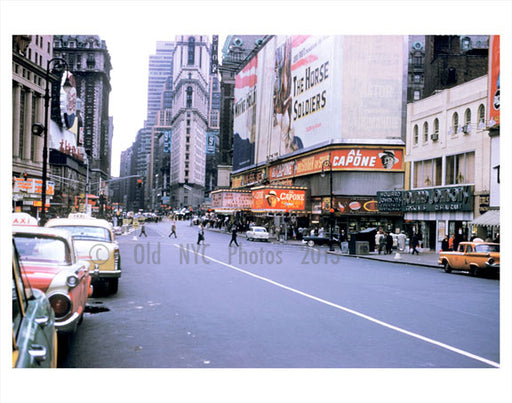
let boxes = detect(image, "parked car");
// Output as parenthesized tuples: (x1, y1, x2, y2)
(246, 226, 270, 242)
(12, 226, 91, 336)
(302, 234, 341, 247)
(113, 226, 123, 236)
(46, 213, 121, 294)
(438, 240, 500, 276)
(12, 241, 58, 368)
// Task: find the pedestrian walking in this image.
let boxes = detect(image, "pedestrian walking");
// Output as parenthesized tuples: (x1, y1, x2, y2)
(168, 221, 177, 238)
(397, 231, 407, 252)
(411, 233, 420, 255)
(197, 223, 205, 245)
(139, 221, 147, 237)
(448, 234, 455, 251)
(379, 231, 387, 254)
(386, 232, 393, 255)
(229, 225, 239, 246)
(441, 235, 450, 251)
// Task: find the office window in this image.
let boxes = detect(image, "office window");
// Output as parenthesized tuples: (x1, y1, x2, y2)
(464, 108, 471, 125)
(187, 37, 195, 65)
(446, 152, 475, 185)
(413, 124, 419, 144)
(452, 112, 459, 134)
(413, 158, 442, 188)
(186, 86, 193, 108)
(423, 122, 429, 143)
(478, 104, 485, 128)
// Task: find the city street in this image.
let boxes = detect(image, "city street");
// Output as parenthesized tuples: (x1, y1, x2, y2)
(61, 219, 499, 369)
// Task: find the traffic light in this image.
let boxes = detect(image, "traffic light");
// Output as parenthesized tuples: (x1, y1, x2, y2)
(23, 171, 28, 180)
(329, 207, 335, 213)
(137, 179, 142, 188)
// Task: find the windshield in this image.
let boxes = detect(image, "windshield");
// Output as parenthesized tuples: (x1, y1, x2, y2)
(52, 225, 112, 242)
(475, 244, 500, 253)
(13, 235, 71, 265)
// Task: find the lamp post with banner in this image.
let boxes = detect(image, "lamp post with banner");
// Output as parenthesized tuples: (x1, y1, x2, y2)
(31, 57, 69, 226)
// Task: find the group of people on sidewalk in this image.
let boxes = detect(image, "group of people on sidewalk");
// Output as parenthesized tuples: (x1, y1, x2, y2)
(375, 229, 421, 255)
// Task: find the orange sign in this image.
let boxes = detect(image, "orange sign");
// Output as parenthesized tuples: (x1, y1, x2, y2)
(488, 35, 500, 127)
(252, 188, 306, 212)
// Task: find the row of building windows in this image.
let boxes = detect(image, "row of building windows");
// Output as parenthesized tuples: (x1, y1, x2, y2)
(413, 152, 475, 188)
(412, 104, 485, 144)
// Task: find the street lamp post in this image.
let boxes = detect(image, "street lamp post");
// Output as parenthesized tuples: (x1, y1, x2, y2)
(321, 159, 335, 251)
(33, 57, 68, 226)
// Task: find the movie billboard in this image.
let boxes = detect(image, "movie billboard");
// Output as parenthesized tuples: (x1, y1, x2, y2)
(232, 35, 405, 172)
(251, 188, 306, 212)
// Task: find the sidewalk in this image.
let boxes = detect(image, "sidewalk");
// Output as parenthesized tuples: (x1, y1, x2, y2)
(205, 226, 441, 269)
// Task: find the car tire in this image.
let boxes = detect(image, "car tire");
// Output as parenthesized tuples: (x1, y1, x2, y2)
(307, 240, 315, 247)
(469, 265, 479, 277)
(443, 261, 452, 273)
(109, 278, 119, 294)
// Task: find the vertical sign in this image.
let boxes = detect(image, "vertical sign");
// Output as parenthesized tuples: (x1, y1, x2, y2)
(210, 35, 219, 74)
(488, 35, 500, 127)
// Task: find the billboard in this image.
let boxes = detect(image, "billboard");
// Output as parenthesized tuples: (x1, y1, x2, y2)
(251, 187, 306, 212)
(211, 190, 251, 210)
(233, 55, 258, 170)
(488, 35, 500, 127)
(232, 35, 405, 172)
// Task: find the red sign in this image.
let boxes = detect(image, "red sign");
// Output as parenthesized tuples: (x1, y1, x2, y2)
(252, 188, 306, 212)
(330, 148, 403, 171)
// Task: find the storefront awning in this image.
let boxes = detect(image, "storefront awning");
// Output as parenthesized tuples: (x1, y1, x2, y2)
(471, 209, 500, 227)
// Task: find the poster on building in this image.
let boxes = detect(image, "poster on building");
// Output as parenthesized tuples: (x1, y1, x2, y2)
(232, 55, 258, 171)
(488, 35, 500, 127)
(251, 187, 306, 212)
(233, 35, 406, 171)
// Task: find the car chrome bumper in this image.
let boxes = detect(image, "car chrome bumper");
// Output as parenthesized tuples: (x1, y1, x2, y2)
(55, 312, 80, 333)
(94, 269, 122, 279)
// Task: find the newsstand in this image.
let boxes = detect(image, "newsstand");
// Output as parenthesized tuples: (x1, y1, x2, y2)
(348, 227, 377, 255)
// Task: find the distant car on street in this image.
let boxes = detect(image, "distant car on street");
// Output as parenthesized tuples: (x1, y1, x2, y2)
(246, 226, 270, 242)
(12, 241, 58, 368)
(12, 226, 92, 336)
(302, 234, 341, 247)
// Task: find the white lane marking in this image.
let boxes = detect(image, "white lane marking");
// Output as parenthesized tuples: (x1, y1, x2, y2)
(174, 243, 500, 368)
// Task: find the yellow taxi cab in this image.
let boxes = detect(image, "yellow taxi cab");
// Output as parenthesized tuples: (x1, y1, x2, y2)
(46, 213, 121, 295)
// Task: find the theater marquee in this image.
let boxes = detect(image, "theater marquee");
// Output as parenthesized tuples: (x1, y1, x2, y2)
(251, 187, 307, 212)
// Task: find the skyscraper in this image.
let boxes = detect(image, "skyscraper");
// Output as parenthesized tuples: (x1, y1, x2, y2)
(146, 41, 174, 127)
(169, 35, 211, 209)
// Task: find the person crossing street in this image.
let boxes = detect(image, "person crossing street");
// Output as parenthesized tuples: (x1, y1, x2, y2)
(229, 225, 239, 247)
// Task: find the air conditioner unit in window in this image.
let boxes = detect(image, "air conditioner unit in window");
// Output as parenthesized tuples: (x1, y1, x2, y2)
(431, 132, 439, 141)
(462, 124, 471, 134)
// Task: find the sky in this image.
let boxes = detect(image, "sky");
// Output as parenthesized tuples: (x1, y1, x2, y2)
(103, 32, 227, 176)
(2, 1, 512, 403)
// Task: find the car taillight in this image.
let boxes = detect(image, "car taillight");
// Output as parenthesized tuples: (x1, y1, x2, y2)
(48, 293, 72, 319)
(114, 249, 120, 268)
